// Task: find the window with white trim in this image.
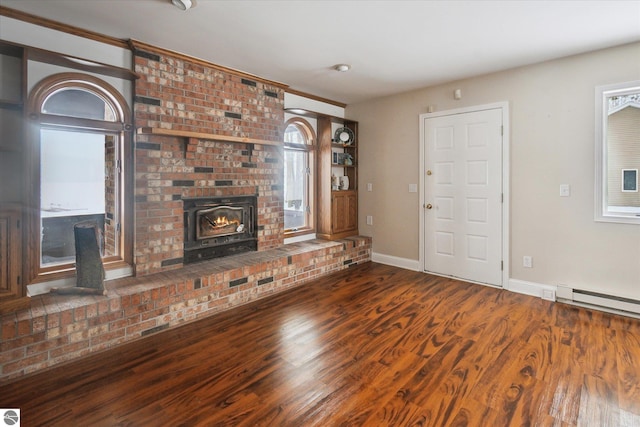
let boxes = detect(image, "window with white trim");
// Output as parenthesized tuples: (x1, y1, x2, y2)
(595, 81, 640, 224)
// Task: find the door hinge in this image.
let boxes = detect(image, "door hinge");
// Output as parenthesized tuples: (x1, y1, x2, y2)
(501, 261, 504, 271)
(17, 275, 21, 285)
(16, 219, 20, 229)
(501, 193, 504, 203)
(116, 222, 121, 234)
(501, 125, 504, 136)
(116, 159, 122, 174)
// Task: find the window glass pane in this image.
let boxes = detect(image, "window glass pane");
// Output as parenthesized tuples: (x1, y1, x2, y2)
(42, 88, 117, 121)
(605, 91, 640, 217)
(622, 169, 638, 192)
(40, 128, 118, 267)
(284, 149, 307, 230)
(284, 124, 306, 145)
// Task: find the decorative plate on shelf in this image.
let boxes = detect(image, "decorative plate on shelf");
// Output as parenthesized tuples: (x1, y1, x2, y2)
(334, 127, 354, 145)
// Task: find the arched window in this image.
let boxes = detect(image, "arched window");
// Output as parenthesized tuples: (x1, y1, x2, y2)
(27, 73, 132, 281)
(283, 118, 316, 235)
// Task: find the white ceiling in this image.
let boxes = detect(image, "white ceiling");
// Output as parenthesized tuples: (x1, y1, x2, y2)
(2, 0, 640, 105)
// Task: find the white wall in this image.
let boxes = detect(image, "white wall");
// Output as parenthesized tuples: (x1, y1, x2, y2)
(284, 93, 344, 119)
(348, 42, 640, 300)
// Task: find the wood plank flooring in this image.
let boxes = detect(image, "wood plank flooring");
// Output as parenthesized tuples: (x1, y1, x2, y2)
(3, 262, 640, 426)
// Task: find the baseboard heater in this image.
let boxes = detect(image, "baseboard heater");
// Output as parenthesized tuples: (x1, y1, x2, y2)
(557, 285, 640, 316)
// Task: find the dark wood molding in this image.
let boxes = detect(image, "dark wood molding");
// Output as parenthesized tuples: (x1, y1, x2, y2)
(129, 40, 289, 91)
(0, 6, 130, 49)
(286, 87, 347, 108)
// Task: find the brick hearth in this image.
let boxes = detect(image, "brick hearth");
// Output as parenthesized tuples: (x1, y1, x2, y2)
(1, 237, 371, 382)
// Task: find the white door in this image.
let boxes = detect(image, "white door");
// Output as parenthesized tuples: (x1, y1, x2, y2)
(423, 108, 503, 286)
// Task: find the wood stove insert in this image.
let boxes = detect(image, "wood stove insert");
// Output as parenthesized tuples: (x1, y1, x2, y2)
(183, 195, 257, 263)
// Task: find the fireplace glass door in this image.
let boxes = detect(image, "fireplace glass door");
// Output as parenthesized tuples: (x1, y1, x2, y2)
(197, 206, 245, 239)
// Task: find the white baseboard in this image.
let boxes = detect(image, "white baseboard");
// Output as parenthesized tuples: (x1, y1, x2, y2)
(507, 279, 557, 300)
(372, 256, 558, 299)
(372, 259, 639, 318)
(371, 252, 421, 271)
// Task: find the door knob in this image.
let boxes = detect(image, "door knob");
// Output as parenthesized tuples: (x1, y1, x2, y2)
(426, 170, 432, 176)
(426, 204, 433, 209)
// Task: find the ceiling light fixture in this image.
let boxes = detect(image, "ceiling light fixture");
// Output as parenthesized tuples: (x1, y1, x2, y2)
(334, 64, 351, 72)
(171, 0, 193, 11)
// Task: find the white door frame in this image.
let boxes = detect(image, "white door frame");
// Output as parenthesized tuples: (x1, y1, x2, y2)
(419, 102, 510, 287)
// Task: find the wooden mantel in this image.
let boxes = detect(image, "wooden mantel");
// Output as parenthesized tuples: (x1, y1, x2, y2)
(137, 127, 283, 147)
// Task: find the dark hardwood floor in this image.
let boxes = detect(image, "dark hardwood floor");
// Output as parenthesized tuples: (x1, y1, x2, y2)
(3, 262, 640, 426)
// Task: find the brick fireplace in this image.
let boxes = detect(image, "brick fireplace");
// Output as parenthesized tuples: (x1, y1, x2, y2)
(132, 42, 286, 275)
(0, 40, 373, 382)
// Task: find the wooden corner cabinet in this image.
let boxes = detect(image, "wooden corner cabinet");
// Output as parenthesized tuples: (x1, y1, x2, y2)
(317, 115, 359, 240)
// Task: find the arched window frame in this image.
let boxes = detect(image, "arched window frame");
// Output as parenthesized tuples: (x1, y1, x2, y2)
(26, 72, 133, 284)
(283, 117, 316, 237)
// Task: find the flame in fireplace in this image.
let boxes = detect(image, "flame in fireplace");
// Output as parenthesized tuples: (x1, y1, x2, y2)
(199, 213, 242, 237)
(214, 216, 240, 227)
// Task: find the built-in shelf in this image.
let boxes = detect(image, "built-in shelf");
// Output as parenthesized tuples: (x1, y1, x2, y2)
(317, 115, 359, 240)
(136, 127, 283, 147)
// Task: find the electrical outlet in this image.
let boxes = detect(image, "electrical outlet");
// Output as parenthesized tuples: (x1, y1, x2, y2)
(366, 215, 373, 226)
(523, 256, 533, 268)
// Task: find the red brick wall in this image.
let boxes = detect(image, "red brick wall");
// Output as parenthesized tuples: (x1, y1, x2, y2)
(133, 47, 285, 275)
(133, 49, 283, 140)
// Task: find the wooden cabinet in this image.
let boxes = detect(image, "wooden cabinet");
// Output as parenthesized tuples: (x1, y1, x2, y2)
(317, 115, 359, 240)
(0, 41, 26, 204)
(0, 41, 26, 302)
(0, 205, 23, 300)
(331, 191, 358, 235)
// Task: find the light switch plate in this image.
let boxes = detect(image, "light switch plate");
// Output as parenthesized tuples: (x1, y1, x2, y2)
(560, 184, 571, 197)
